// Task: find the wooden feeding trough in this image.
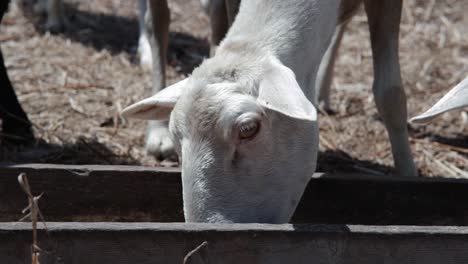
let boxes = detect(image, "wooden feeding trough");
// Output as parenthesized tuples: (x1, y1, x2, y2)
(1, 164, 468, 263)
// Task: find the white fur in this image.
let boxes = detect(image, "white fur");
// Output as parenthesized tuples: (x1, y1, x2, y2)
(121, 78, 188, 120)
(257, 57, 317, 122)
(411, 76, 468, 124)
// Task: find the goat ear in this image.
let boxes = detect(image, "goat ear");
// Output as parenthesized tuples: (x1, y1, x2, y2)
(120, 78, 188, 120)
(410, 77, 468, 124)
(257, 58, 317, 121)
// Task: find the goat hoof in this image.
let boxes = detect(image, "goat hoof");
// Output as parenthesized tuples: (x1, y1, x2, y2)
(145, 126, 178, 163)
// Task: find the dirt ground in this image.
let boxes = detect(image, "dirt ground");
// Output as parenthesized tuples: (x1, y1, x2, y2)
(0, 0, 466, 177)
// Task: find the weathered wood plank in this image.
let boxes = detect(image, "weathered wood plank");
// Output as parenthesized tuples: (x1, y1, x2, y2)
(2, 222, 468, 264)
(0, 164, 184, 221)
(2, 164, 468, 225)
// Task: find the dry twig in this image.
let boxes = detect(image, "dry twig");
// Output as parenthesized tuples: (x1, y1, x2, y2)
(421, 150, 466, 178)
(183, 241, 209, 264)
(18, 173, 48, 264)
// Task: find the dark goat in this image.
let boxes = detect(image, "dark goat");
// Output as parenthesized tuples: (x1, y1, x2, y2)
(0, 0, 34, 145)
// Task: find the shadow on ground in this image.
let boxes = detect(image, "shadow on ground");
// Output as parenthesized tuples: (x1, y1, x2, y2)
(409, 122, 468, 150)
(424, 134, 468, 150)
(0, 136, 139, 165)
(317, 150, 395, 176)
(34, 3, 209, 75)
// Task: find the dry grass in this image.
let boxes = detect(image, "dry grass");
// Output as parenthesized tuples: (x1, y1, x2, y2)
(0, 0, 466, 177)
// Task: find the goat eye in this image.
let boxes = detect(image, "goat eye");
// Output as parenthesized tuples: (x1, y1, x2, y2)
(239, 121, 260, 140)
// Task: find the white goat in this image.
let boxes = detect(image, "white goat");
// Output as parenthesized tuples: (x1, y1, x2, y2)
(411, 77, 468, 124)
(122, 0, 416, 223)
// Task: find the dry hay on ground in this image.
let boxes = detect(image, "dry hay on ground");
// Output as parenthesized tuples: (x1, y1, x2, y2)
(0, 0, 466, 177)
